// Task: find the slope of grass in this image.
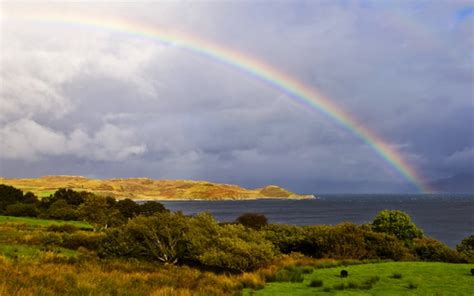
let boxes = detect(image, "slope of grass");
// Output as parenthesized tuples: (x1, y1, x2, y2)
(0, 215, 92, 229)
(246, 262, 474, 295)
(0, 176, 311, 200)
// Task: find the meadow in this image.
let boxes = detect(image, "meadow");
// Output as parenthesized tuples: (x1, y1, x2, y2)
(244, 262, 473, 295)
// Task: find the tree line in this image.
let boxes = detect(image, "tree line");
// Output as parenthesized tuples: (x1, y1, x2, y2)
(0, 184, 472, 272)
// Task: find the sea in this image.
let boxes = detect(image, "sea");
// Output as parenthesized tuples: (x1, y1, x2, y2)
(158, 194, 474, 248)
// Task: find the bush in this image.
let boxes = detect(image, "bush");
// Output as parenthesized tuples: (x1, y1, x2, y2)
(371, 210, 423, 243)
(308, 279, 323, 287)
(4, 203, 39, 217)
(47, 200, 78, 220)
(340, 270, 348, 277)
(235, 213, 268, 229)
(456, 234, 474, 260)
(413, 237, 466, 263)
(197, 224, 276, 271)
(61, 232, 105, 250)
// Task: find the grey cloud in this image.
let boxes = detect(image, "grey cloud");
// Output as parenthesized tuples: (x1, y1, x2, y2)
(0, 1, 472, 192)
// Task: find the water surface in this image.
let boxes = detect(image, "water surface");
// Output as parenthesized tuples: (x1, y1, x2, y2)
(159, 194, 474, 247)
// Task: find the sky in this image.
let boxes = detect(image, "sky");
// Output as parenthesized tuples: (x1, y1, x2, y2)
(0, 1, 473, 193)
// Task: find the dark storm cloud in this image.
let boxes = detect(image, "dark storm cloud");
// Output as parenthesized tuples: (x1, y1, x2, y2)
(0, 1, 472, 192)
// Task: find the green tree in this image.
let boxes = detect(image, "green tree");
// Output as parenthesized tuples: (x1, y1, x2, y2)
(5, 203, 39, 217)
(0, 184, 24, 212)
(456, 234, 474, 260)
(371, 210, 423, 243)
(115, 198, 141, 219)
(78, 195, 123, 230)
(124, 212, 189, 264)
(47, 200, 78, 220)
(139, 201, 167, 216)
(235, 213, 268, 229)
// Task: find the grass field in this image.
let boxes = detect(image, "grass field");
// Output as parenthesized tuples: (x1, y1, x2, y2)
(245, 262, 474, 295)
(0, 215, 92, 229)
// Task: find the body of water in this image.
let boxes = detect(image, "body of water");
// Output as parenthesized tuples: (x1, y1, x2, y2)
(159, 194, 474, 248)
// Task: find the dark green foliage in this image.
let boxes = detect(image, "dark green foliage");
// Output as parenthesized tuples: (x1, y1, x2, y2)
(333, 283, 346, 290)
(44, 188, 88, 207)
(413, 237, 466, 263)
(100, 212, 189, 264)
(274, 266, 304, 282)
(78, 195, 124, 229)
(47, 200, 78, 220)
(456, 234, 474, 260)
(5, 203, 39, 217)
(115, 198, 141, 219)
(139, 201, 167, 216)
(196, 223, 276, 271)
(0, 185, 37, 213)
(371, 210, 423, 243)
(308, 279, 323, 287)
(262, 224, 307, 254)
(235, 213, 268, 229)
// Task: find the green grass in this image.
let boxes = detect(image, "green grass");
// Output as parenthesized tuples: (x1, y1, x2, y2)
(0, 215, 92, 229)
(245, 262, 474, 295)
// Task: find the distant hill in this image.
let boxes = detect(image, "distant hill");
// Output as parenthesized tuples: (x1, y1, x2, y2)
(0, 176, 313, 200)
(431, 173, 474, 193)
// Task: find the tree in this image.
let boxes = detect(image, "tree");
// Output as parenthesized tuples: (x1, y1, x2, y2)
(78, 195, 123, 230)
(456, 234, 474, 260)
(139, 201, 167, 216)
(124, 212, 189, 264)
(47, 200, 78, 220)
(235, 213, 268, 229)
(371, 210, 423, 243)
(5, 203, 38, 217)
(0, 185, 24, 212)
(115, 198, 141, 219)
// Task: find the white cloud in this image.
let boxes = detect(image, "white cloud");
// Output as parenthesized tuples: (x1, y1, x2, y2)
(0, 119, 146, 161)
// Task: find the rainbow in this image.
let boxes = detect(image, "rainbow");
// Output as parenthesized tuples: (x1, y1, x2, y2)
(7, 13, 433, 192)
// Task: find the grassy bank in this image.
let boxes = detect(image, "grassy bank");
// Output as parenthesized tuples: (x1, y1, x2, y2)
(245, 261, 474, 295)
(0, 215, 92, 229)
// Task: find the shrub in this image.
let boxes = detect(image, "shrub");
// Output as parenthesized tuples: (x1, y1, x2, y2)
(262, 224, 307, 254)
(308, 279, 323, 287)
(340, 270, 348, 277)
(371, 210, 423, 243)
(413, 237, 466, 263)
(235, 213, 268, 229)
(197, 224, 276, 271)
(456, 235, 474, 260)
(47, 200, 78, 220)
(4, 203, 39, 217)
(61, 232, 105, 250)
